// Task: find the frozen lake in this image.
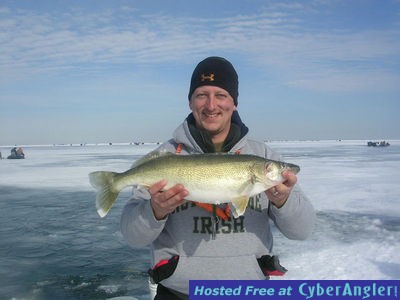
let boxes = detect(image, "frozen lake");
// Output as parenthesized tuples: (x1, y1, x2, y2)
(0, 140, 399, 299)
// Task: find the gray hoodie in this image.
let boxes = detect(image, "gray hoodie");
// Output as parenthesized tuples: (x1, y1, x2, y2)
(120, 115, 315, 295)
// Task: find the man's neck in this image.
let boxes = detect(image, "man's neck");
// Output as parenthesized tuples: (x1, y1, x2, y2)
(210, 130, 230, 145)
(213, 142, 224, 152)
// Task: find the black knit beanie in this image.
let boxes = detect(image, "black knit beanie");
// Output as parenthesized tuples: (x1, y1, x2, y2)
(188, 56, 239, 106)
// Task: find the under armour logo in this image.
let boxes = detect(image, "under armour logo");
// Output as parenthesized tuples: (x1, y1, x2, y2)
(201, 73, 215, 82)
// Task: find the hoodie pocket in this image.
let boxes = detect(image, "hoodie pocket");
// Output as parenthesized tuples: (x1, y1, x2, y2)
(161, 254, 267, 294)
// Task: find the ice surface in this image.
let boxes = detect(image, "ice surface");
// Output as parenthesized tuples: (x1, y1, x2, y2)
(0, 140, 399, 299)
(0, 143, 159, 190)
(267, 140, 400, 280)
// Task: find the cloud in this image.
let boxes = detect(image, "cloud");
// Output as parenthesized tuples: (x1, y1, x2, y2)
(287, 69, 400, 93)
(0, 3, 399, 92)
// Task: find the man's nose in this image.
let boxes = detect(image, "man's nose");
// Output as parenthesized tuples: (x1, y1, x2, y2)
(205, 95, 217, 109)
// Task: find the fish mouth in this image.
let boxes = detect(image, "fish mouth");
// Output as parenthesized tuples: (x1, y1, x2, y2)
(286, 163, 300, 174)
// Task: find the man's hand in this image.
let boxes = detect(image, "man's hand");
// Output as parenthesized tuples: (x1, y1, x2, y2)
(265, 171, 297, 208)
(149, 180, 188, 220)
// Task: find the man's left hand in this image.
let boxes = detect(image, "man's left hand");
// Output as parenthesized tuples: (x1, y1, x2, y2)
(265, 171, 297, 208)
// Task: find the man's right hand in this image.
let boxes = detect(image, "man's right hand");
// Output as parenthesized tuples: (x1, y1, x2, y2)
(149, 180, 188, 220)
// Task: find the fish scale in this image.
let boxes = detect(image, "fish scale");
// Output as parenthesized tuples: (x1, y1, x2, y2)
(89, 151, 300, 218)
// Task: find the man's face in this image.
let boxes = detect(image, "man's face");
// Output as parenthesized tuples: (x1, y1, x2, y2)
(189, 86, 236, 142)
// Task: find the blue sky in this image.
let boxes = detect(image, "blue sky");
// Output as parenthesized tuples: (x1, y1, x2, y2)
(1, 0, 399, 145)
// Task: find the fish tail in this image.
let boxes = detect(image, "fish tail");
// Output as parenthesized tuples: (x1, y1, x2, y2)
(89, 171, 120, 218)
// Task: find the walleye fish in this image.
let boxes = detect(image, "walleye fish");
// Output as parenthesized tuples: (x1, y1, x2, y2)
(89, 151, 300, 218)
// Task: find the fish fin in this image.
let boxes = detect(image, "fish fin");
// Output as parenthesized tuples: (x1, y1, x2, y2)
(138, 183, 151, 189)
(89, 171, 120, 218)
(237, 179, 254, 195)
(131, 149, 174, 168)
(230, 196, 250, 218)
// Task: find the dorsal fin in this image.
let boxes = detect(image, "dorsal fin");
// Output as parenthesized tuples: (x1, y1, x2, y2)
(131, 149, 175, 168)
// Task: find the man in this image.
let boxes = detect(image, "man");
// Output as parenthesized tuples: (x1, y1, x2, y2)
(121, 57, 315, 299)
